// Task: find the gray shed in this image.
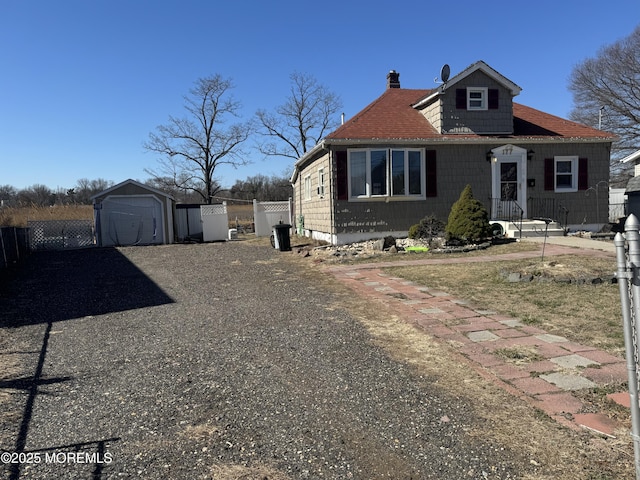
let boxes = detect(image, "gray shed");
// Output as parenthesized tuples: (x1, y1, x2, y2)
(92, 179, 175, 247)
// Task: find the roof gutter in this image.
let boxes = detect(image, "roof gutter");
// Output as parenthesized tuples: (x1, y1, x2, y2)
(290, 140, 329, 183)
(412, 90, 442, 109)
(322, 136, 616, 146)
(621, 149, 640, 164)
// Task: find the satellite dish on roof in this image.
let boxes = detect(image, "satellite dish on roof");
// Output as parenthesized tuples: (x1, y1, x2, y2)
(440, 64, 450, 83)
(434, 64, 450, 85)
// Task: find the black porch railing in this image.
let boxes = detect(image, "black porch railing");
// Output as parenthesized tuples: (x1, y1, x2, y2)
(528, 198, 555, 220)
(490, 198, 524, 238)
(490, 198, 523, 221)
(526, 198, 569, 232)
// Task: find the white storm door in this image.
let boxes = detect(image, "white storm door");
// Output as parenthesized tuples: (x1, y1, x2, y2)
(491, 151, 527, 219)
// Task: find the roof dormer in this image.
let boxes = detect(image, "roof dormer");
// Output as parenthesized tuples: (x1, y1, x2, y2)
(414, 61, 522, 135)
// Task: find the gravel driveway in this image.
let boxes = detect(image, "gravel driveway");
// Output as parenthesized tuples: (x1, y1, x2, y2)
(0, 241, 531, 479)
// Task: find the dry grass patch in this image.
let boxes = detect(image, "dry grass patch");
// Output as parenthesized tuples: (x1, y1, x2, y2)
(227, 203, 254, 230)
(515, 257, 614, 282)
(495, 346, 544, 365)
(383, 254, 623, 357)
(0, 205, 94, 227)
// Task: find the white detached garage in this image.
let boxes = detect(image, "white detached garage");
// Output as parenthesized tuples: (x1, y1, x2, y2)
(92, 179, 175, 247)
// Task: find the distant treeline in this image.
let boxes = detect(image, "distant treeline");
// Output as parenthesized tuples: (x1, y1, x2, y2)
(0, 173, 292, 207)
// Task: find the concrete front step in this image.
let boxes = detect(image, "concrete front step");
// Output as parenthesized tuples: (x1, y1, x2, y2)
(492, 220, 565, 239)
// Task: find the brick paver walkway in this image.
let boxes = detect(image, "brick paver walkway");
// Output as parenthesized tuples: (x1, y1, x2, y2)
(325, 242, 629, 437)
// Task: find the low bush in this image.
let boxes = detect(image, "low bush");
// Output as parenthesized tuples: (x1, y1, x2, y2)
(409, 215, 445, 240)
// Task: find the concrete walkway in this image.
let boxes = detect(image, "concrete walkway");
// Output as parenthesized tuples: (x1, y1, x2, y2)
(325, 237, 629, 437)
(524, 234, 617, 254)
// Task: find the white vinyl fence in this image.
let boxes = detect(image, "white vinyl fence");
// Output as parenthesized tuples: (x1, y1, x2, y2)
(253, 199, 292, 237)
(201, 203, 228, 242)
(611, 188, 627, 222)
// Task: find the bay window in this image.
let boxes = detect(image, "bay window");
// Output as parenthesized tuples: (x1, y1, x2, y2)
(348, 148, 425, 199)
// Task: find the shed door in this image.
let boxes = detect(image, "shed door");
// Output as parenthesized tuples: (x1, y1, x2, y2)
(101, 196, 164, 246)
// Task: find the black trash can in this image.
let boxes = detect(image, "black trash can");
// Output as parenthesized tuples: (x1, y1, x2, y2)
(272, 223, 292, 251)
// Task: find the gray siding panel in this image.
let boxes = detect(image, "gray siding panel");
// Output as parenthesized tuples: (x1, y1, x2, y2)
(441, 71, 514, 135)
(330, 142, 611, 237)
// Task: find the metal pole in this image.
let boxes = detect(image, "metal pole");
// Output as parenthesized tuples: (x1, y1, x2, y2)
(538, 217, 552, 261)
(616, 218, 640, 479)
(541, 221, 549, 261)
(626, 215, 640, 377)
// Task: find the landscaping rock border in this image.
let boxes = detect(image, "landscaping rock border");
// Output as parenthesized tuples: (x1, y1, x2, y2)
(501, 271, 617, 285)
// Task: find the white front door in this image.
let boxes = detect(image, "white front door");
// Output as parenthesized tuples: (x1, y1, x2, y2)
(490, 145, 527, 219)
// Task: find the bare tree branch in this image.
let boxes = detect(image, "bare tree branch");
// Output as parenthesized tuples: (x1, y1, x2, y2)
(144, 75, 253, 203)
(569, 26, 640, 184)
(256, 72, 342, 161)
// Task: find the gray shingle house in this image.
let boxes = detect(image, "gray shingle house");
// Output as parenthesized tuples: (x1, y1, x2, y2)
(291, 61, 616, 245)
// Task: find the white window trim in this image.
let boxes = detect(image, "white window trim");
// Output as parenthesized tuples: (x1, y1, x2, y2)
(347, 148, 426, 201)
(303, 174, 312, 200)
(467, 87, 488, 111)
(391, 149, 426, 197)
(554, 156, 579, 193)
(317, 167, 325, 197)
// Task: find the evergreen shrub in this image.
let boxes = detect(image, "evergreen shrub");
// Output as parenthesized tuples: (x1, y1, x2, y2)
(445, 185, 491, 244)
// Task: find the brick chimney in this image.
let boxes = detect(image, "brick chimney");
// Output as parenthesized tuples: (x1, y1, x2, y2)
(387, 70, 400, 89)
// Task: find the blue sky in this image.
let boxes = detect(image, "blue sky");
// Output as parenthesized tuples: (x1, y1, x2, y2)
(1, 0, 638, 192)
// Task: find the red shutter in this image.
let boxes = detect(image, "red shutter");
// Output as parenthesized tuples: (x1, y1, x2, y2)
(336, 150, 348, 200)
(578, 158, 588, 190)
(425, 150, 437, 197)
(544, 158, 554, 191)
(488, 89, 499, 109)
(456, 89, 466, 109)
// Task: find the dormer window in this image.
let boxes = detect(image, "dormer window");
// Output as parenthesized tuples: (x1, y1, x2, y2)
(455, 87, 500, 111)
(467, 88, 488, 110)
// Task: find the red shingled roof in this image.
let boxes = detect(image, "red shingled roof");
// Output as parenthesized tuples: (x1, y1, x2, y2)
(511, 103, 613, 139)
(327, 89, 435, 140)
(326, 88, 614, 141)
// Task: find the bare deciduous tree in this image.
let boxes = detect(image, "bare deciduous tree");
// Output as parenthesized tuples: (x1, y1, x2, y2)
(17, 184, 53, 207)
(569, 25, 640, 181)
(0, 185, 17, 207)
(145, 176, 206, 204)
(144, 75, 252, 204)
(74, 178, 114, 204)
(229, 173, 292, 201)
(256, 72, 342, 161)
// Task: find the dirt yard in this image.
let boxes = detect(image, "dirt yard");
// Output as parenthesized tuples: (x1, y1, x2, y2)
(0, 238, 635, 479)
